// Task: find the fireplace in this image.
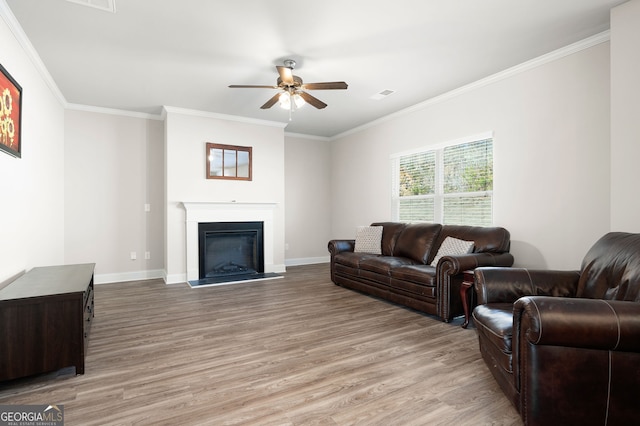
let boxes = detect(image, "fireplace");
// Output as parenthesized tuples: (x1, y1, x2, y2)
(198, 221, 264, 280)
(181, 201, 283, 287)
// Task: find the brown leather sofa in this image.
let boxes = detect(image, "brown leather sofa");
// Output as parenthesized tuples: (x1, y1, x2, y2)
(328, 222, 513, 322)
(472, 232, 640, 425)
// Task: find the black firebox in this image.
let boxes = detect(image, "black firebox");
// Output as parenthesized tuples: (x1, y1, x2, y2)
(197, 221, 264, 282)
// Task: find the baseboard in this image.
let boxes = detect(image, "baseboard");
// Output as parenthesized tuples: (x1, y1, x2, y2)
(95, 269, 165, 284)
(266, 263, 287, 274)
(285, 256, 330, 267)
(164, 272, 187, 285)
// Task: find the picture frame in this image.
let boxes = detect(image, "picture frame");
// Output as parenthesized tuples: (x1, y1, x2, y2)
(0, 63, 22, 158)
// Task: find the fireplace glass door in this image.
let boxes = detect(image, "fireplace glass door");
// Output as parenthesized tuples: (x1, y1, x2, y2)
(198, 222, 264, 280)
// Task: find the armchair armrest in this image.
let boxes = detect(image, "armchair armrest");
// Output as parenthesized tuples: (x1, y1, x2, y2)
(474, 267, 580, 305)
(514, 296, 640, 424)
(514, 296, 640, 352)
(327, 239, 355, 256)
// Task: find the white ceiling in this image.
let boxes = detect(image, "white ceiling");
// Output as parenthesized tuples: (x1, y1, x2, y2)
(5, 0, 627, 137)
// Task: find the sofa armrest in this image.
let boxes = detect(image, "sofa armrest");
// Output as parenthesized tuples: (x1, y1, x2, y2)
(474, 267, 580, 305)
(514, 296, 640, 352)
(435, 252, 514, 321)
(437, 252, 514, 275)
(327, 239, 355, 256)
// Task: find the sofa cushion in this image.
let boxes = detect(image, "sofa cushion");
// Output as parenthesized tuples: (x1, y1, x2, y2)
(393, 223, 442, 264)
(334, 252, 378, 268)
(354, 225, 383, 254)
(429, 236, 474, 266)
(389, 278, 437, 297)
(473, 303, 514, 354)
(334, 263, 360, 279)
(371, 222, 407, 256)
(360, 256, 418, 276)
(390, 265, 437, 297)
(473, 303, 515, 377)
(390, 264, 437, 287)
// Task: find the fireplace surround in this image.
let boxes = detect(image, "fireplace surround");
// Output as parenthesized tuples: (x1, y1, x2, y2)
(182, 202, 281, 286)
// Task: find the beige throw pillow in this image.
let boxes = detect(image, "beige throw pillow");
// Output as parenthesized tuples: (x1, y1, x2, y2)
(354, 226, 383, 254)
(430, 236, 474, 266)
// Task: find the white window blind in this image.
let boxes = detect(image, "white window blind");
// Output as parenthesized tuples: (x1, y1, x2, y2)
(392, 137, 493, 226)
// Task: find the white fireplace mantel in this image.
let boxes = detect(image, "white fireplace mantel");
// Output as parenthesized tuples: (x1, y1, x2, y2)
(182, 201, 279, 281)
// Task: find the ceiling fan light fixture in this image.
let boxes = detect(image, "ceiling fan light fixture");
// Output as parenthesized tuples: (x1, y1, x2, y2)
(279, 92, 291, 109)
(279, 92, 305, 111)
(293, 93, 305, 108)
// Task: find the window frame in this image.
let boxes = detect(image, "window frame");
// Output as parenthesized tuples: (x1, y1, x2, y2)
(206, 142, 252, 181)
(391, 132, 493, 226)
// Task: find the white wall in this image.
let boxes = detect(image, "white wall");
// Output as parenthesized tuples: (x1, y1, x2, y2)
(164, 108, 286, 283)
(64, 109, 165, 283)
(0, 9, 65, 285)
(610, 0, 640, 232)
(330, 41, 611, 270)
(284, 134, 332, 265)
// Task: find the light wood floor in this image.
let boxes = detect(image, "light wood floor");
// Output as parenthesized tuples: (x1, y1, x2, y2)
(0, 264, 521, 425)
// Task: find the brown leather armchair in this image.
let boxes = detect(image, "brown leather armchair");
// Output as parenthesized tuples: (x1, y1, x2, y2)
(472, 232, 640, 425)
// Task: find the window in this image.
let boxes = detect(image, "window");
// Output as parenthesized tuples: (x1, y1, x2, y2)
(206, 143, 252, 181)
(392, 135, 493, 226)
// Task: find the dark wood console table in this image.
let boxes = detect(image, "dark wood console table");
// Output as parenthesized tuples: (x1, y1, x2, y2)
(0, 263, 95, 381)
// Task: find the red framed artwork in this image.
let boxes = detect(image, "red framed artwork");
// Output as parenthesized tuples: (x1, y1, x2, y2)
(0, 63, 22, 158)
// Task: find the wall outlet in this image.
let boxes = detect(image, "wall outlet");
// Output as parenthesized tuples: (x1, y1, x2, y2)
(144, 203, 151, 212)
(130, 251, 137, 260)
(285, 243, 290, 250)
(145, 251, 151, 260)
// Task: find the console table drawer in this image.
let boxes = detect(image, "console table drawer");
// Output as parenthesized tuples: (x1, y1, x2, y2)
(84, 285, 94, 351)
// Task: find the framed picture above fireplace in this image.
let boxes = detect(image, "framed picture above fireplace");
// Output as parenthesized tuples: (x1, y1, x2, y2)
(206, 142, 252, 181)
(0, 63, 22, 158)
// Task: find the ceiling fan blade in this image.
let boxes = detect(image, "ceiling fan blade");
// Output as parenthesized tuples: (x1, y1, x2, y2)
(276, 66, 294, 85)
(302, 82, 348, 90)
(299, 91, 327, 109)
(229, 85, 278, 89)
(260, 93, 281, 109)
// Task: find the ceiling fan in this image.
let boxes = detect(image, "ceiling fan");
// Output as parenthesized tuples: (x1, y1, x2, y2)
(228, 59, 348, 111)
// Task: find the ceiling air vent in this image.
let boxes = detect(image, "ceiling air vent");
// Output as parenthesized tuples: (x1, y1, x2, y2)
(370, 89, 395, 100)
(66, 0, 116, 13)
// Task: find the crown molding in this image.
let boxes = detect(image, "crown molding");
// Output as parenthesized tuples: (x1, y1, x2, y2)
(284, 132, 331, 142)
(331, 30, 611, 141)
(66, 103, 163, 120)
(162, 106, 288, 128)
(0, 0, 67, 107)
